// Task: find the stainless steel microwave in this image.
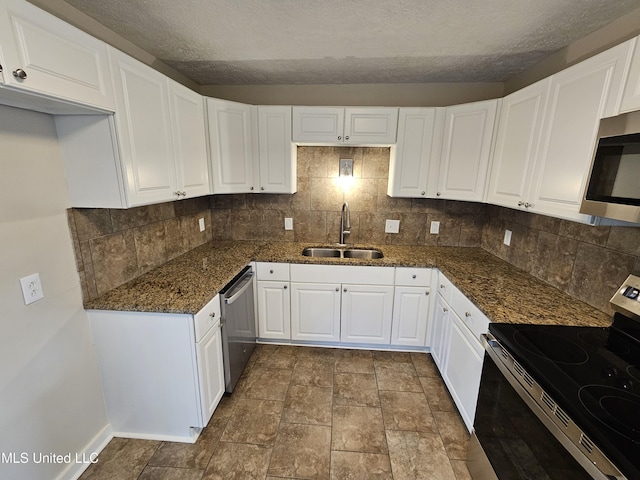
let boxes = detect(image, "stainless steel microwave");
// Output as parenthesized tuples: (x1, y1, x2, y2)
(580, 110, 640, 223)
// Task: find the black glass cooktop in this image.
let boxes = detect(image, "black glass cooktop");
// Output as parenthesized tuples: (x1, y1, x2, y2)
(490, 314, 640, 480)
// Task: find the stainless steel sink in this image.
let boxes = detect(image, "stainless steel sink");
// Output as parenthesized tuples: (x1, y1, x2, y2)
(301, 247, 341, 258)
(301, 247, 383, 259)
(343, 249, 383, 259)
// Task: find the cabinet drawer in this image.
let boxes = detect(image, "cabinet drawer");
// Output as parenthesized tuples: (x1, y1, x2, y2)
(290, 264, 394, 285)
(256, 262, 290, 281)
(450, 288, 489, 343)
(395, 267, 432, 286)
(436, 272, 454, 304)
(194, 294, 221, 342)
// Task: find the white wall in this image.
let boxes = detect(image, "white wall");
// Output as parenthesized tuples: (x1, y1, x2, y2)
(0, 105, 109, 480)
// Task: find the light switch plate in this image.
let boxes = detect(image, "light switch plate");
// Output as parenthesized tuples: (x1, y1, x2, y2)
(430, 221, 440, 234)
(385, 219, 400, 234)
(284, 217, 293, 230)
(198, 217, 205, 232)
(503, 229, 512, 246)
(20, 273, 44, 305)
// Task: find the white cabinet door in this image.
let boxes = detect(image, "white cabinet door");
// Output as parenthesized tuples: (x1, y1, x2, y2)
(391, 287, 430, 347)
(530, 41, 633, 222)
(196, 322, 225, 427)
(290, 283, 341, 342)
(207, 98, 255, 193)
(169, 80, 211, 198)
(387, 108, 437, 198)
(430, 293, 451, 371)
(0, 0, 114, 111)
(442, 313, 484, 432)
(257, 106, 296, 193)
(344, 107, 398, 144)
(486, 79, 550, 209)
(437, 100, 498, 201)
(257, 281, 291, 340)
(620, 37, 640, 113)
(109, 47, 177, 206)
(292, 107, 344, 143)
(292, 106, 398, 144)
(341, 284, 394, 344)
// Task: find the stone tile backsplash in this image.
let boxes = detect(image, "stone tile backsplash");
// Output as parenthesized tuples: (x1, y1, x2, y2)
(68, 197, 212, 302)
(210, 147, 487, 246)
(67, 145, 640, 315)
(482, 205, 640, 314)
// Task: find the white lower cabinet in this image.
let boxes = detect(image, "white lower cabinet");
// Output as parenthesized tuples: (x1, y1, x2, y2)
(257, 281, 291, 339)
(391, 286, 431, 346)
(341, 284, 394, 344)
(88, 294, 224, 443)
(290, 282, 341, 341)
(429, 273, 489, 432)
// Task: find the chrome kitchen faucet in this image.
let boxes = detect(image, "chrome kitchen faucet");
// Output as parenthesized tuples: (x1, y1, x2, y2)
(339, 202, 350, 245)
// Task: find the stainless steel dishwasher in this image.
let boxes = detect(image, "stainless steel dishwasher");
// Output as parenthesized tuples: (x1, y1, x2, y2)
(219, 265, 256, 393)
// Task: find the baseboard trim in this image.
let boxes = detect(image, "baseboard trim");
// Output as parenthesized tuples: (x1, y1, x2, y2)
(56, 423, 113, 480)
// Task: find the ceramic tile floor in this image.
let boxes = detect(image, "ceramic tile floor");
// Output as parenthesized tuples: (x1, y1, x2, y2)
(79, 345, 472, 480)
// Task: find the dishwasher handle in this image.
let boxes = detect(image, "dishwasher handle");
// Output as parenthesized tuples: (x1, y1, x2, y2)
(224, 272, 254, 305)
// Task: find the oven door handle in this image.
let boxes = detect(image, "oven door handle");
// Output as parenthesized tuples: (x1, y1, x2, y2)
(224, 272, 254, 305)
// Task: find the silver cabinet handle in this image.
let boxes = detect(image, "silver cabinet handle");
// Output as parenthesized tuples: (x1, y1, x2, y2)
(345, 135, 349, 140)
(421, 191, 425, 196)
(436, 192, 441, 196)
(343, 288, 347, 292)
(443, 307, 448, 313)
(13, 68, 27, 79)
(465, 312, 472, 317)
(335, 287, 339, 292)
(283, 285, 288, 290)
(260, 186, 265, 191)
(440, 284, 445, 289)
(412, 274, 417, 279)
(0, 64, 3, 73)
(269, 269, 274, 274)
(518, 201, 524, 206)
(425, 291, 429, 295)
(249, 186, 254, 191)
(209, 312, 216, 318)
(337, 136, 342, 140)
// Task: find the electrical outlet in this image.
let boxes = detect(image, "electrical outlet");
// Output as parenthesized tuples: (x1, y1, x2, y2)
(20, 273, 44, 305)
(503, 229, 512, 246)
(198, 217, 205, 232)
(284, 217, 293, 230)
(430, 221, 440, 234)
(385, 219, 400, 234)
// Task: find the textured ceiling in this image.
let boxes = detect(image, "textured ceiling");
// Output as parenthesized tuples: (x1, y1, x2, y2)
(62, 0, 640, 85)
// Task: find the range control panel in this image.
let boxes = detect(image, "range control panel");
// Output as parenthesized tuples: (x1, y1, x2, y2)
(611, 274, 640, 321)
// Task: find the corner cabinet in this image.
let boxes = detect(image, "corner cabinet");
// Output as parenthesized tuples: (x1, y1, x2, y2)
(292, 106, 398, 145)
(387, 108, 438, 198)
(87, 294, 225, 443)
(0, 0, 115, 112)
(435, 100, 499, 201)
(54, 47, 210, 208)
(208, 101, 296, 194)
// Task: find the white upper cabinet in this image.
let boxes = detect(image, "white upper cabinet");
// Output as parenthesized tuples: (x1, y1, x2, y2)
(486, 78, 551, 209)
(207, 101, 296, 194)
(292, 106, 398, 145)
(528, 40, 633, 222)
(109, 48, 178, 206)
(257, 106, 296, 193)
(168, 81, 210, 199)
(0, 0, 114, 111)
(207, 98, 256, 193)
(387, 108, 438, 198)
(55, 47, 210, 208)
(436, 100, 499, 201)
(619, 37, 640, 113)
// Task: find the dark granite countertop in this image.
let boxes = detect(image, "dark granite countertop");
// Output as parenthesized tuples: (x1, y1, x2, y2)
(85, 240, 612, 328)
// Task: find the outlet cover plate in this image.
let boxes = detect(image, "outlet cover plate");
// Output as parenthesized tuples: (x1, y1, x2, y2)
(284, 217, 293, 230)
(504, 229, 512, 246)
(385, 219, 400, 234)
(198, 217, 205, 232)
(20, 273, 44, 305)
(430, 221, 440, 234)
